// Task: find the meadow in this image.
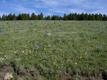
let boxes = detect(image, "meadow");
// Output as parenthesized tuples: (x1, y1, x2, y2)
(0, 21, 107, 80)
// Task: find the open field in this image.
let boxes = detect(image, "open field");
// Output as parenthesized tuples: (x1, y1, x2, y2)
(0, 21, 107, 80)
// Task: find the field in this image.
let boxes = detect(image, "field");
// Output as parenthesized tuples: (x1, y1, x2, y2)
(0, 21, 107, 80)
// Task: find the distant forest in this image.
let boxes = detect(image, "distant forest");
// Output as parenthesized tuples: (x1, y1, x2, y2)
(0, 13, 107, 20)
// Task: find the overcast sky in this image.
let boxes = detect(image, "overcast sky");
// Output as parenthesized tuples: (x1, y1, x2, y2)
(0, 0, 107, 16)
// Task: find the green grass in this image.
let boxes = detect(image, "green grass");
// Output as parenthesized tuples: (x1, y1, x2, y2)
(0, 21, 107, 80)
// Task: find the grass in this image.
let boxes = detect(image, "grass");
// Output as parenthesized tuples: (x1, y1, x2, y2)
(0, 21, 107, 80)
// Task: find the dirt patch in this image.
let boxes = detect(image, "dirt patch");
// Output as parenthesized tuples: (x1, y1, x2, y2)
(0, 64, 14, 80)
(0, 63, 106, 80)
(0, 63, 44, 80)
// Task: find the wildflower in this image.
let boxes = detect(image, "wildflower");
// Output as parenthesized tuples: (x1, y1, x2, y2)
(0, 57, 4, 62)
(47, 32, 52, 36)
(44, 48, 47, 51)
(22, 50, 25, 53)
(14, 51, 17, 54)
(75, 62, 77, 65)
(4, 55, 8, 59)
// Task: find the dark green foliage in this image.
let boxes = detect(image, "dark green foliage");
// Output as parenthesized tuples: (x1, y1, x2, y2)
(51, 15, 62, 20)
(30, 13, 37, 20)
(45, 16, 51, 20)
(38, 13, 44, 20)
(0, 13, 107, 20)
(17, 13, 30, 20)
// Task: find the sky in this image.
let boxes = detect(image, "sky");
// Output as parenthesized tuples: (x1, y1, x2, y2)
(0, 0, 107, 16)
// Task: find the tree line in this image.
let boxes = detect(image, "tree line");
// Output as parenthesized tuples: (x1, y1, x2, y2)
(0, 13, 107, 20)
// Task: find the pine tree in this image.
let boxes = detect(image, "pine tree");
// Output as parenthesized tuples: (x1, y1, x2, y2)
(38, 13, 44, 20)
(31, 13, 37, 20)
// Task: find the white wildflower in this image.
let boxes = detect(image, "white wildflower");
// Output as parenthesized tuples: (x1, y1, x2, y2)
(22, 50, 25, 53)
(0, 57, 5, 62)
(47, 32, 52, 36)
(75, 62, 77, 65)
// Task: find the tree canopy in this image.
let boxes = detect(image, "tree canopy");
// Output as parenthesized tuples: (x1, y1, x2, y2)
(0, 13, 107, 20)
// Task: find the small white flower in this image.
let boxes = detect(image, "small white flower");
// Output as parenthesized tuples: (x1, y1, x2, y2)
(14, 51, 17, 53)
(22, 50, 25, 53)
(75, 62, 77, 65)
(47, 33, 52, 36)
(0, 57, 5, 62)
(4, 55, 11, 60)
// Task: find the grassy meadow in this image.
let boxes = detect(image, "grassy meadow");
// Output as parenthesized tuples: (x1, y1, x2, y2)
(0, 21, 107, 80)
